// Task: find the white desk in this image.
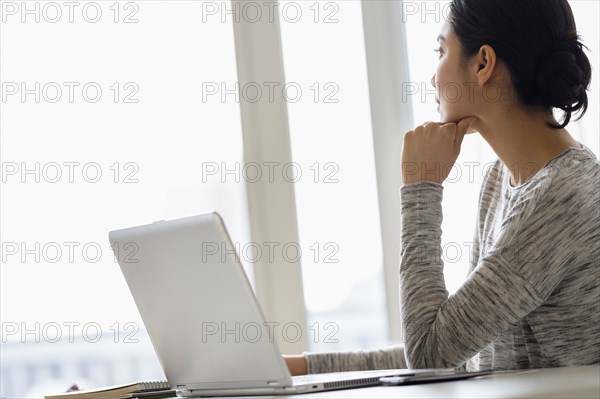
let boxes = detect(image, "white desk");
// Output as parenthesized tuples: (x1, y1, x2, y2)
(292, 365, 600, 399)
(190, 365, 599, 399)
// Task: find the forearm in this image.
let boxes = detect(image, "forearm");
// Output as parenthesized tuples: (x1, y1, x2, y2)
(399, 182, 449, 368)
(303, 346, 406, 374)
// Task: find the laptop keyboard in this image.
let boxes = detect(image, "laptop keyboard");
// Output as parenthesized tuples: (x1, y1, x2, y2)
(291, 369, 410, 385)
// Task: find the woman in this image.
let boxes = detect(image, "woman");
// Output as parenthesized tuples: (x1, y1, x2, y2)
(285, 0, 599, 374)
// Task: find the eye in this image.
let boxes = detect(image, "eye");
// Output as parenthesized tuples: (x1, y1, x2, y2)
(433, 47, 444, 59)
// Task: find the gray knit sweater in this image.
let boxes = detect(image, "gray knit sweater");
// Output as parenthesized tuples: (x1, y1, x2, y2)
(305, 143, 600, 373)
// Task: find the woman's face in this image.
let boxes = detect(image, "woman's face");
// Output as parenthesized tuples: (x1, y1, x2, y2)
(431, 21, 477, 123)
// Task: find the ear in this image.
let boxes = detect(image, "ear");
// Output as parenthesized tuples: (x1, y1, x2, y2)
(474, 44, 497, 86)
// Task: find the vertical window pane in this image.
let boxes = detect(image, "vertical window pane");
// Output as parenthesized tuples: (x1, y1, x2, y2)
(279, 0, 388, 351)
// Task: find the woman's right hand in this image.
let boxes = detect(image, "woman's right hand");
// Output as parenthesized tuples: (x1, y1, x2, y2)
(283, 355, 308, 376)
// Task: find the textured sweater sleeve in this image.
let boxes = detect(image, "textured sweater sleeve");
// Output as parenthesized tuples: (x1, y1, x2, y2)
(303, 345, 406, 374)
(398, 175, 573, 369)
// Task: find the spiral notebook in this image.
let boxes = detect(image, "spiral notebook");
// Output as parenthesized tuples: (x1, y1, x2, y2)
(44, 381, 174, 399)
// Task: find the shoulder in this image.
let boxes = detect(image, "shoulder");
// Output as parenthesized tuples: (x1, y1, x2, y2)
(480, 144, 599, 196)
(500, 145, 599, 240)
(525, 145, 600, 210)
(546, 145, 600, 192)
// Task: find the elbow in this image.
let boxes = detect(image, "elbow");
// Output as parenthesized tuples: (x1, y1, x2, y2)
(404, 353, 427, 370)
(403, 336, 460, 369)
(402, 333, 434, 369)
(404, 343, 438, 369)
(404, 349, 456, 370)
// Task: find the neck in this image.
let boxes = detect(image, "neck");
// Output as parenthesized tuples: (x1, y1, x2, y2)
(471, 105, 580, 186)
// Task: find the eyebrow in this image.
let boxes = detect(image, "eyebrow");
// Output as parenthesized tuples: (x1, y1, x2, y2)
(437, 35, 446, 42)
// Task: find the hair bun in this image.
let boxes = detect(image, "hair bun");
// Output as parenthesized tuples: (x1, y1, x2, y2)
(535, 36, 591, 121)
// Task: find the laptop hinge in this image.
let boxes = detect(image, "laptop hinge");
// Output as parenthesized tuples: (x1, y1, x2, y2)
(177, 385, 192, 396)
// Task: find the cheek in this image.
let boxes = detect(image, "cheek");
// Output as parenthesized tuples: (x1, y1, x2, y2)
(443, 84, 464, 105)
(439, 99, 469, 123)
(436, 67, 473, 122)
(435, 56, 454, 83)
(436, 63, 459, 103)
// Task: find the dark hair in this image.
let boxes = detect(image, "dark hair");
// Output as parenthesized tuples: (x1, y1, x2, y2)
(448, 0, 592, 129)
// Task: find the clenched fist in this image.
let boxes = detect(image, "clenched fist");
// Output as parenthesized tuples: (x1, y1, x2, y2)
(401, 116, 475, 185)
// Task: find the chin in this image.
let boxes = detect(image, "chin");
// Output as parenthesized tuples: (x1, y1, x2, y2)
(437, 106, 450, 123)
(438, 112, 452, 124)
(439, 108, 463, 124)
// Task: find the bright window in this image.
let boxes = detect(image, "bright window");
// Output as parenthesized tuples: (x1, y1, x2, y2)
(279, 0, 389, 352)
(0, 2, 248, 397)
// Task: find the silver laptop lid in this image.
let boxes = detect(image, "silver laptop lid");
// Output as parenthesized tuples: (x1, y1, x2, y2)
(109, 212, 293, 391)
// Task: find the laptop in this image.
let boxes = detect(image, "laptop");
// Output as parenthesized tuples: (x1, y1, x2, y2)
(108, 212, 448, 396)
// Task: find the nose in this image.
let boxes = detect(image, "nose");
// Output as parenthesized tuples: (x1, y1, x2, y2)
(430, 74, 436, 89)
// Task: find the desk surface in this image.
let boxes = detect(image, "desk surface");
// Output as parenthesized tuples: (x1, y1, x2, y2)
(170, 365, 599, 399)
(295, 365, 600, 399)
